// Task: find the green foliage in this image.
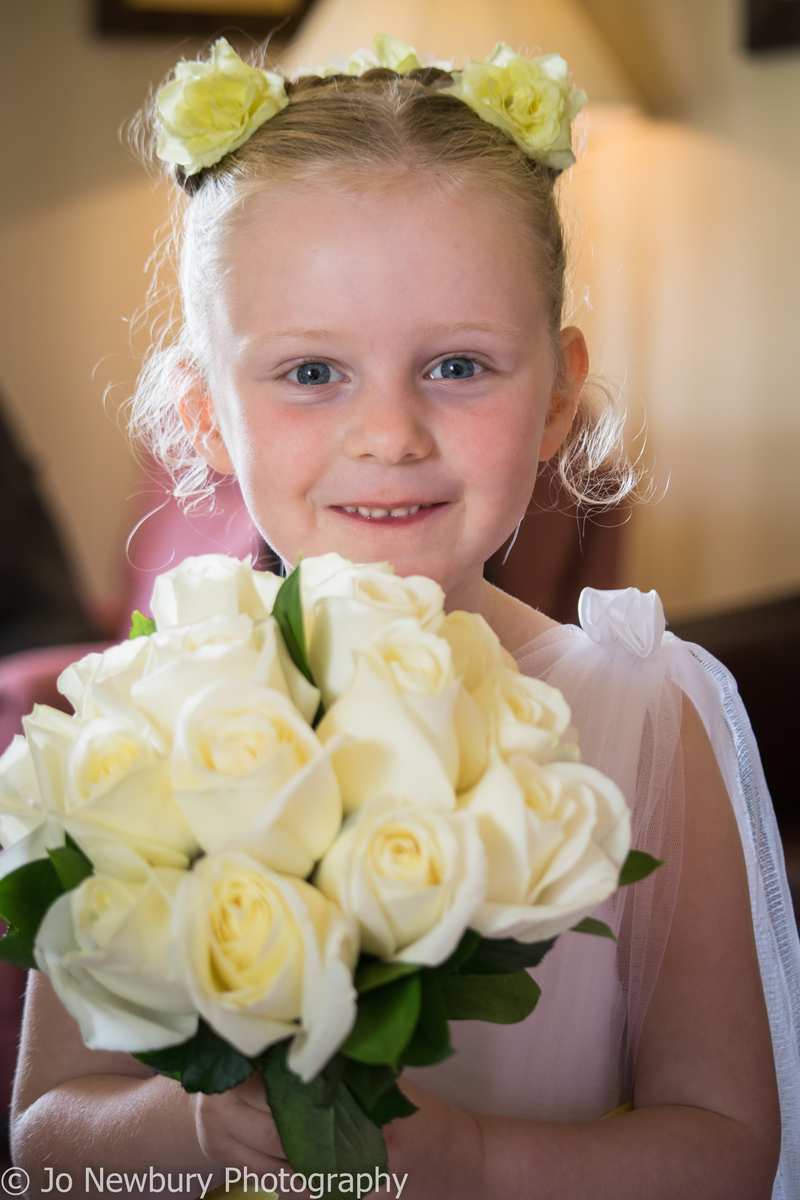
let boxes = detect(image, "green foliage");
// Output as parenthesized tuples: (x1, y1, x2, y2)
(363, 1082, 418, 1127)
(400, 970, 452, 1067)
(354, 958, 422, 994)
(341, 974, 421, 1069)
(434, 929, 482, 975)
(47, 843, 93, 892)
(439, 971, 541, 1023)
(134, 1020, 255, 1093)
(339, 1059, 418, 1127)
(462, 935, 556, 975)
(0, 928, 36, 970)
(0, 836, 95, 970)
(619, 850, 664, 887)
(129, 610, 156, 639)
(571, 917, 617, 941)
(272, 562, 314, 685)
(262, 1040, 387, 1197)
(340, 1059, 397, 1112)
(0, 858, 65, 938)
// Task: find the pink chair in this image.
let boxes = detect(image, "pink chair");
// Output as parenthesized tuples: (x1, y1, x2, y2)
(0, 467, 263, 1134)
(0, 469, 263, 756)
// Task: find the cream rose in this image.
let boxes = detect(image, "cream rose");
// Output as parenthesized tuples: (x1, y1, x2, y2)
(0, 735, 46, 849)
(472, 668, 577, 764)
(35, 862, 198, 1051)
(131, 613, 318, 737)
(173, 853, 356, 1079)
(444, 46, 586, 170)
(439, 610, 515, 692)
(170, 679, 340, 874)
(316, 642, 459, 814)
(305, 556, 445, 705)
(315, 797, 485, 965)
(463, 752, 631, 942)
(157, 39, 288, 175)
(23, 706, 198, 872)
(151, 554, 280, 630)
(0, 735, 66, 880)
(58, 637, 153, 729)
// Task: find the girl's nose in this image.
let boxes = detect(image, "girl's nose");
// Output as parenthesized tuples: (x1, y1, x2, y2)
(341, 379, 434, 465)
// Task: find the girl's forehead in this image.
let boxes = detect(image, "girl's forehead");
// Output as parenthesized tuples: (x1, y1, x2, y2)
(229, 173, 522, 241)
(218, 176, 545, 317)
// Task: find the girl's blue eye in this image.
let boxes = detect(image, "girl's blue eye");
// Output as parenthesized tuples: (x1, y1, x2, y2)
(430, 357, 480, 380)
(288, 362, 342, 386)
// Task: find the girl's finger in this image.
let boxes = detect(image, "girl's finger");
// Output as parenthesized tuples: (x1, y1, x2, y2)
(233, 1069, 272, 1112)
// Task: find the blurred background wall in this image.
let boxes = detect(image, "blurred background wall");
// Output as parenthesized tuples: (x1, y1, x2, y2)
(0, 0, 798, 624)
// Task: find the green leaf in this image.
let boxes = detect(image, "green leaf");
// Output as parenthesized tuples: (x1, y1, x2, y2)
(619, 850, 664, 887)
(355, 958, 422, 994)
(341, 974, 421, 1068)
(463, 935, 556, 975)
(0, 928, 36, 970)
(340, 1060, 397, 1112)
(439, 971, 541, 1024)
(134, 1020, 255, 1094)
(47, 845, 93, 893)
(272, 562, 315, 686)
(400, 971, 452, 1068)
(129, 610, 156, 639)
(434, 929, 481, 976)
(571, 917, 617, 942)
(0, 859, 65, 938)
(363, 1082, 419, 1128)
(262, 1040, 387, 1195)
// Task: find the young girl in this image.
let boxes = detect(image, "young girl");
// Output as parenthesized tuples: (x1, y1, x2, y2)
(10, 35, 800, 1200)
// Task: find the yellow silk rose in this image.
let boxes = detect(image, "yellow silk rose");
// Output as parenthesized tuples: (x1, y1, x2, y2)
(373, 34, 422, 73)
(444, 45, 586, 170)
(317, 34, 422, 78)
(157, 38, 288, 176)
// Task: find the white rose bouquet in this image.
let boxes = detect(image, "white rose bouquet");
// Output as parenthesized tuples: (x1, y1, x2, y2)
(0, 554, 658, 1194)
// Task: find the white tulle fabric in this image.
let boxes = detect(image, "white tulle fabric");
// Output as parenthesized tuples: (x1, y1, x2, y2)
(404, 587, 800, 1200)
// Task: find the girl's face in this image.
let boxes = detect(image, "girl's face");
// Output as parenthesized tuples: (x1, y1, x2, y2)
(189, 177, 585, 610)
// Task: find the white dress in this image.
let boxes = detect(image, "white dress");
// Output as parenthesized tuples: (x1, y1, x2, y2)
(404, 588, 800, 1200)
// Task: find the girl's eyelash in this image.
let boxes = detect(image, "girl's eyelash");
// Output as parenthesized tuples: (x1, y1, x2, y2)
(428, 356, 487, 380)
(284, 361, 344, 386)
(280, 356, 487, 386)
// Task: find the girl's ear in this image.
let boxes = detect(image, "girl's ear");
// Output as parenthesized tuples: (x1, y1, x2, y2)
(177, 364, 235, 475)
(539, 327, 590, 462)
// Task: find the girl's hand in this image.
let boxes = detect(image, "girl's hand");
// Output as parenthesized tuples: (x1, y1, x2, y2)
(193, 1070, 290, 1178)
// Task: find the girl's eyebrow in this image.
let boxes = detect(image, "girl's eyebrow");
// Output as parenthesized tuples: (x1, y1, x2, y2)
(254, 320, 522, 343)
(436, 320, 522, 337)
(255, 328, 335, 342)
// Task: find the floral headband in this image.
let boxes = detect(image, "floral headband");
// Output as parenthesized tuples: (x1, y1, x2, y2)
(156, 33, 587, 181)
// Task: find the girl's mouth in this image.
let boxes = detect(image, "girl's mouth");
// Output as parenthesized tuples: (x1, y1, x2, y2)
(331, 502, 442, 523)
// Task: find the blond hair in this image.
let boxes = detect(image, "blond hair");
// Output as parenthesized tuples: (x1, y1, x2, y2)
(128, 65, 636, 508)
